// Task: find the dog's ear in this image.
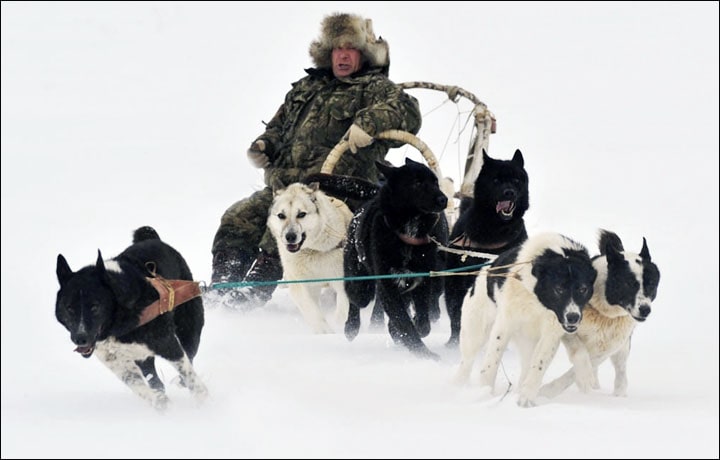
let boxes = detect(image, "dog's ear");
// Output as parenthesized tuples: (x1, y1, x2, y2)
(639, 237, 651, 262)
(598, 229, 624, 255)
(271, 178, 286, 195)
(95, 250, 105, 272)
(375, 160, 394, 180)
(512, 149, 524, 167)
(56, 254, 73, 286)
(604, 242, 624, 266)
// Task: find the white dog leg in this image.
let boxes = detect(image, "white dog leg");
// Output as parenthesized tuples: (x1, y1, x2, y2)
(167, 351, 209, 403)
(96, 345, 168, 410)
(477, 312, 512, 391)
(331, 281, 350, 327)
(610, 339, 631, 396)
(454, 285, 495, 384)
(517, 333, 561, 408)
(564, 334, 596, 393)
(290, 284, 333, 334)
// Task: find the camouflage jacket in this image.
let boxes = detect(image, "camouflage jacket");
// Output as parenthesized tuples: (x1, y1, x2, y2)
(255, 66, 421, 186)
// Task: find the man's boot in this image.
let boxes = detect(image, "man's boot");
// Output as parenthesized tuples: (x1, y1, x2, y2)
(204, 248, 256, 306)
(222, 250, 283, 311)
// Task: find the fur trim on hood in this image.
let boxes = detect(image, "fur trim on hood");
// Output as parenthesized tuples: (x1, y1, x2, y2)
(309, 13, 389, 69)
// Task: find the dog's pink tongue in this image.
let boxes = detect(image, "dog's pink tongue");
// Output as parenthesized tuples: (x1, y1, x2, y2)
(74, 345, 93, 356)
(496, 201, 511, 213)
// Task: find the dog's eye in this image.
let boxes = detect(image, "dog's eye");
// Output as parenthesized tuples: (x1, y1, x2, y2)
(277, 213, 286, 220)
(577, 285, 589, 296)
(297, 211, 306, 219)
(553, 286, 566, 296)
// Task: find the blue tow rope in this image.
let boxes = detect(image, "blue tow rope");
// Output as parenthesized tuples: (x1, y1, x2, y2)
(209, 262, 492, 291)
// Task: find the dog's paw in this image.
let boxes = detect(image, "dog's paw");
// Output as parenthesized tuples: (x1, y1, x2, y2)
(344, 321, 360, 341)
(574, 376, 594, 394)
(311, 320, 334, 334)
(516, 395, 537, 408)
(192, 383, 210, 404)
(151, 392, 170, 412)
(445, 335, 459, 349)
(414, 346, 440, 361)
(613, 386, 628, 397)
(414, 317, 431, 338)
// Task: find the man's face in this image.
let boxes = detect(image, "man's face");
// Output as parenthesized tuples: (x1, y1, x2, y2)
(331, 46, 362, 78)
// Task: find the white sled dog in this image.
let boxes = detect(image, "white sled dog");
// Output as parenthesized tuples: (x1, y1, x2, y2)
(539, 230, 660, 399)
(454, 232, 597, 407)
(267, 182, 353, 333)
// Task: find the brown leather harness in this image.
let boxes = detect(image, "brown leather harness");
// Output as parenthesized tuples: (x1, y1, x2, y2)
(137, 262, 202, 327)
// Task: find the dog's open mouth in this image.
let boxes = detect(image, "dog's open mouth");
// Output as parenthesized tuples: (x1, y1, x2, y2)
(563, 324, 578, 333)
(285, 234, 306, 253)
(496, 200, 516, 219)
(74, 345, 95, 358)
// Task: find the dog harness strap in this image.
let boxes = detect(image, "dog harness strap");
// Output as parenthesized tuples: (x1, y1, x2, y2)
(138, 277, 202, 327)
(449, 234, 510, 251)
(395, 232, 431, 246)
(383, 216, 432, 246)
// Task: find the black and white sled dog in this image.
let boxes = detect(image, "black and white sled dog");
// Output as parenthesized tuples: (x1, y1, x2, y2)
(341, 158, 449, 359)
(539, 230, 660, 399)
(267, 181, 354, 333)
(55, 226, 207, 410)
(444, 149, 529, 346)
(454, 232, 597, 407)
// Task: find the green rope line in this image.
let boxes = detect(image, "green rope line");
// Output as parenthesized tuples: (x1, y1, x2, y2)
(209, 262, 492, 291)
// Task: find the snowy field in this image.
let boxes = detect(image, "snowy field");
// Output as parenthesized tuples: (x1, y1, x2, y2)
(2, 3, 718, 458)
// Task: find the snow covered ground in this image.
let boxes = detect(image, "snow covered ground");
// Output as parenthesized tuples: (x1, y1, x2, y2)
(2, 3, 718, 458)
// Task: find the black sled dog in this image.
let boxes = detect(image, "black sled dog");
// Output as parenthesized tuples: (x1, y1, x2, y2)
(342, 158, 449, 359)
(55, 226, 207, 410)
(444, 149, 529, 346)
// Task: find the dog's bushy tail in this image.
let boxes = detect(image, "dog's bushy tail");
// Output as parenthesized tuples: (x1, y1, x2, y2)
(133, 226, 161, 243)
(304, 173, 380, 201)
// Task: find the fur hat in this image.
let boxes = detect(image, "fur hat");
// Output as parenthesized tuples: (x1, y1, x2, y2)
(309, 13, 389, 69)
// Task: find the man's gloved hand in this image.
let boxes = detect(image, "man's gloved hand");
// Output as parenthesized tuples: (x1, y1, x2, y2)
(343, 124, 374, 154)
(247, 140, 271, 168)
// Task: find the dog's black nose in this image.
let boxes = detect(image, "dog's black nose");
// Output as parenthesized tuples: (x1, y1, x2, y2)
(639, 304, 651, 318)
(436, 194, 448, 208)
(285, 231, 298, 243)
(72, 332, 90, 347)
(566, 312, 581, 324)
(503, 188, 517, 199)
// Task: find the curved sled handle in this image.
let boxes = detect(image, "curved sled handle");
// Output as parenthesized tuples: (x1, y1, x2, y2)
(321, 129, 457, 226)
(398, 81, 496, 200)
(321, 129, 442, 177)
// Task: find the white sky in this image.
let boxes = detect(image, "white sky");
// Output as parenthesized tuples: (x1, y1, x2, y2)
(2, 2, 718, 458)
